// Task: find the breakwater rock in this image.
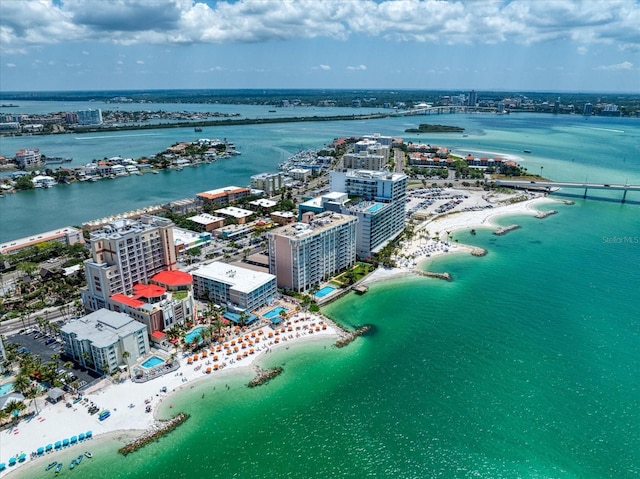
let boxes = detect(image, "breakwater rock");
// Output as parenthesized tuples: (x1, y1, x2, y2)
(335, 325, 372, 348)
(248, 367, 283, 388)
(535, 210, 557, 219)
(471, 247, 488, 257)
(493, 225, 520, 235)
(415, 270, 453, 281)
(118, 413, 190, 456)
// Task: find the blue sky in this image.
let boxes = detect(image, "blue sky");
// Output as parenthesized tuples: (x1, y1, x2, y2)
(1, 0, 639, 93)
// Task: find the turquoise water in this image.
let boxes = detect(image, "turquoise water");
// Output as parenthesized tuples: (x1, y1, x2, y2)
(183, 327, 204, 344)
(0, 382, 13, 396)
(140, 356, 164, 369)
(368, 203, 384, 212)
(262, 306, 289, 319)
(9, 108, 640, 479)
(315, 285, 337, 298)
(2, 111, 638, 243)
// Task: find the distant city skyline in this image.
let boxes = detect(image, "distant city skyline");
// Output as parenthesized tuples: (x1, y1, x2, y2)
(1, 0, 639, 93)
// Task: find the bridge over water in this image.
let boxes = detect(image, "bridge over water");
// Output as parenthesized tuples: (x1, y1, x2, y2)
(495, 180, 640, 203)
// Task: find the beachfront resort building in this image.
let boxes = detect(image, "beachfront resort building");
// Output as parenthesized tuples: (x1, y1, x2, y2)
(330, 170, 407, 259)
(109, 270, 195, 342)
(82, 215, 177, 312)
(267, 211, 357, 292)
(191, 261, 277, 313)
(60, 309, 150, 375)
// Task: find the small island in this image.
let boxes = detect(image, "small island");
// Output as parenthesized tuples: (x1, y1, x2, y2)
(405, 124, 465, 133)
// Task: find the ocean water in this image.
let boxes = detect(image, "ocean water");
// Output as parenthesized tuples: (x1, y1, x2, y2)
(6, 106, 640, 479)
(1, 111, 638, 243)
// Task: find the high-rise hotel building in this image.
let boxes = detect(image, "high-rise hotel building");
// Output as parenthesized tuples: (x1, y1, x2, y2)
(82, 215, 177, 312)
(268, 212, 357, 293)
(330, 170, 407, 259)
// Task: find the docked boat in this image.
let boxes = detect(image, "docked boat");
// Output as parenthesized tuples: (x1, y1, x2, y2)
(84, 451, 93, 458)
(54, 463, 63, 475)
(523, 149, 531, 153)
(69, 459, 76, 470)
(76, 454, 83, 464)
(45, 461, 58, 471)
(194, 127, 202, 132)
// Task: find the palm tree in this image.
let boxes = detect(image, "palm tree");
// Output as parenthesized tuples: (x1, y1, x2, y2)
(12, 374, 31, 394)
(24, 386, 40, 415)
(0, 408, 9, 427)
(122, 351, 131, 379)
(101, 362, 110, 377)
(4, 399, 26, 428)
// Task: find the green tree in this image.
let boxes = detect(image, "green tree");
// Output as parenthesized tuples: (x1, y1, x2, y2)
(122, 351, 131, 379)
(14, 175, 35, 190)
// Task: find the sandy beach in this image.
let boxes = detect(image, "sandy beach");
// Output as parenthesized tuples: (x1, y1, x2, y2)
(364, 194, 560, 285)
(0, 313, 339, 477)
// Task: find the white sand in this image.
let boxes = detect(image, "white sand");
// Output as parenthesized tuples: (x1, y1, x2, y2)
(1, 314, 338, 477)
(364, 195, 559, 285)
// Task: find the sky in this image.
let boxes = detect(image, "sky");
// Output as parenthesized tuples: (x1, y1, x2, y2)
(0, 0, 639, 93)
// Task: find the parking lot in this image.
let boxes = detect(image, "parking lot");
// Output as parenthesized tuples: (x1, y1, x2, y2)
(6, 329, 100, 388)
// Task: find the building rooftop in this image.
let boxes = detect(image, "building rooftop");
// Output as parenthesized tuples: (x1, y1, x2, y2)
(61, 309, 146, 348)
(216, 206, 254, 219)
(0, 226, 84, 255)
(196, 186, 249, 200)
(152, 270, 193, 287)
(271, 212, 356, 239)
(192, 261, 275, 294)
(188, 213, 225, 225)
(249, 198, 277, 208)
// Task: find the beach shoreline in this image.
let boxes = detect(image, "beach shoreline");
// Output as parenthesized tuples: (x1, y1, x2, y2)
(1, 314, 339, 478)
(363, 195, 560, 285)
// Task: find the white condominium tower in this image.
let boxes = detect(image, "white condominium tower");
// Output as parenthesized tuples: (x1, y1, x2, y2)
(82, 215, 177, 312)
(268, 212, 357, 293)
(330, 170, 407, 259)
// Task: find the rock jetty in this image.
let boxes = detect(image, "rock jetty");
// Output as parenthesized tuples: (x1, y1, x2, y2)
(471, 247, 488, 257)
(248, 367, 283, 388)
(535, 210, 557, 219)
(335, 325, 372, 348)
(118, 413, 190, 456)
(493, 225, 520, 235)
(415, 270, 453, 281)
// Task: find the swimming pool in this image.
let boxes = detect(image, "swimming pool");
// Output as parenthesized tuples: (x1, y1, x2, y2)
(368, 203, 385, 212)
(141, 356, 164, 369)
(0, 382, 14, 396)
(314, 285, 336, 298)
(263, 306, 289, 320)
(184, 327, 205, 344)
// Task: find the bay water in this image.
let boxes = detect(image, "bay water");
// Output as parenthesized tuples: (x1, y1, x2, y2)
(5, 106, 640, 478)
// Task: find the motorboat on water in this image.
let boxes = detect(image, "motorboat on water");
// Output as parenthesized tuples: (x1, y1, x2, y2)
(84, 451, 93, 458)
(45, 461, 58, 471)
(54, 463, 63, 475)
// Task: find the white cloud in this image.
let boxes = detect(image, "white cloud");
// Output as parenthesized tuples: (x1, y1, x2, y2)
(598, 61, 634, 70)
(577, 46, 588, 55)
(117, 60, 124, 65)
(82, 50, 89, 55)
(6, 63, 16, 67)
(319, 64, 331, 71)
(2, 0, 639, 53)
(347, 64, 367, 71)
(136, 60, 145, 64)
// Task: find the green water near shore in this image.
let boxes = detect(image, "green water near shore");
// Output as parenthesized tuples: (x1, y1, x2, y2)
(7, 109, 640, 478)
(19, 199, 640, 479)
